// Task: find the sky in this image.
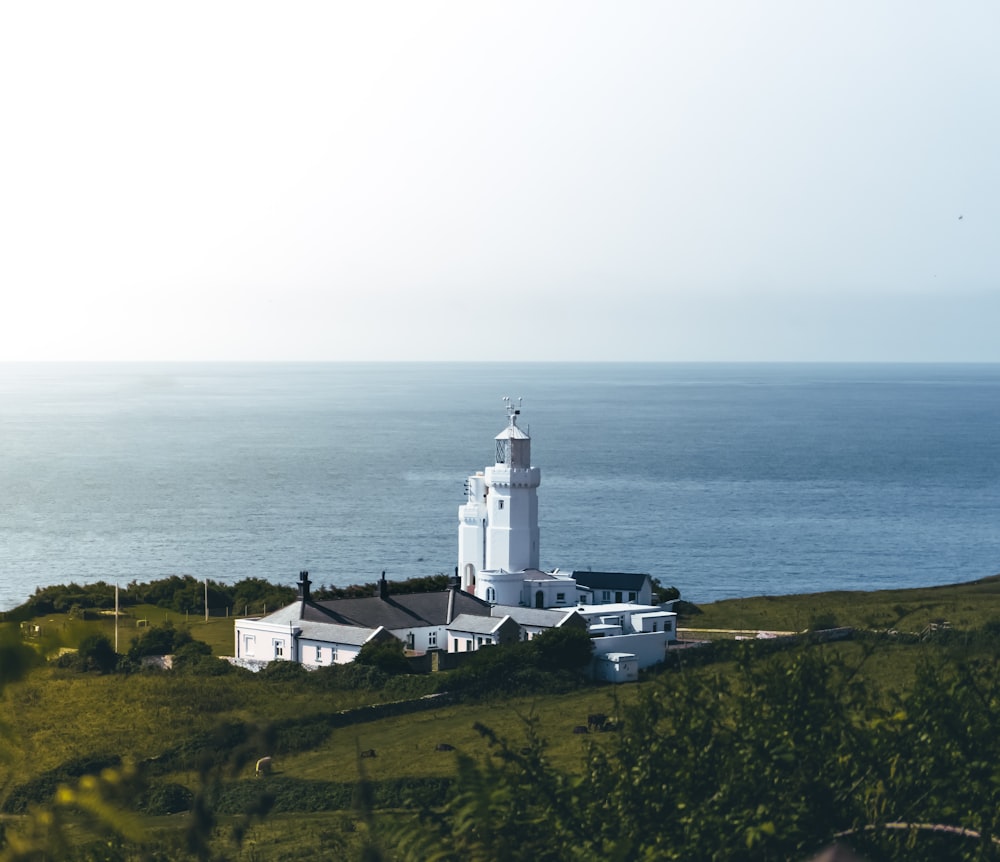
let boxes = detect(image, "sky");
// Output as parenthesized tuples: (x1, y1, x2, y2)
(1, 1, 998, 362)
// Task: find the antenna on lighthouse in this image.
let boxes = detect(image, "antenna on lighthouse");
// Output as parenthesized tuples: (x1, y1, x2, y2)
(503, 395, 522, 426)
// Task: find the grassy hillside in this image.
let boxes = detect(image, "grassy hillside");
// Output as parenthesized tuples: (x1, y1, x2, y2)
(4, 576, 1000, 859)
(681, 573, 1000, 634)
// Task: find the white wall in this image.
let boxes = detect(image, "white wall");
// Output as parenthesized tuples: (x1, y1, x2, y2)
(235, 620, 298, 663)
(520, 578, 574, 609)
(298, 638, 361, 667)
(591, 630, 669, 669)
(594, 656, 639, 683)
(447, 630, 496, 652)
(390, 625, 446, 653)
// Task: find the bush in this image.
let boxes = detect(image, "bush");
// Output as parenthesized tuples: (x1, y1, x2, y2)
(259, 659, 309, 682)
(530, 626, 594, 672)
(808, 611, 839, 631)
(1, 755, 121, 814)
(310, 662, 388, 691)
(171, 639, 210, 668)
(651, 578, 681, 603)
(0, 633, 42, 688)
(77, 634, 118, 673)
(127, 622, 194, 659)
(355, 638, 409, 674)
(139, 782, 194, 815)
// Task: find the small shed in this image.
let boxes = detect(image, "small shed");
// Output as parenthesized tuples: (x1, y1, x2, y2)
(594, 651, 639, 684)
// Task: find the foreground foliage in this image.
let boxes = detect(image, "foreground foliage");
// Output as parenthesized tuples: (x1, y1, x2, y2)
(391, 644, 1000, 862)
(4, 591, 1000, 859)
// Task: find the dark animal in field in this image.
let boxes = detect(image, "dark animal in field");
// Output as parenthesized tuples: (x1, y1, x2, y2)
(572, 725, 589, 734)
(435, 743, 455, 751)
(255, 756, 272, 777)
(360, 749, 377, 759)
(587, 713, 607, 730)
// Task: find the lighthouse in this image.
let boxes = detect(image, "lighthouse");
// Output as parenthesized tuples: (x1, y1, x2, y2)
(458, 398, 541, 601)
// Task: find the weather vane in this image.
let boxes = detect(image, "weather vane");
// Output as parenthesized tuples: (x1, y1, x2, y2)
(503, 395, 522, 425)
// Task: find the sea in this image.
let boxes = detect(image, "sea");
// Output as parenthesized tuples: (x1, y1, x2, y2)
(2, 362, 999, 613)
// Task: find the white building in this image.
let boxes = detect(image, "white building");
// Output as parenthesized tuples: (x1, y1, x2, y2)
(458, 398, 541, 600)
(234, 571, 493, 669)
(489, 605, 590, 641)
(594, 652, 640, 684)
(571, 571, 655, 606)
(573, 602, 676, 669)
(455, 403, 677, 671)
(232, 403, 677, 675)
(447, 614, 520, 653)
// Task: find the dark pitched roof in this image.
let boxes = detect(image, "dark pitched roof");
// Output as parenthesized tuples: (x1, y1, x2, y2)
(299, 588, 492, 630)
(571, 571, 650, 591)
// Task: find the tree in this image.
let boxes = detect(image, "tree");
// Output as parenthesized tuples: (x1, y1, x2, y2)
(355, 637, 409, 674)
(530, 626, 594, 672)
(0, 630, 38, 690)
(77, 634, 118, 674)
(128, 622, 191, 659)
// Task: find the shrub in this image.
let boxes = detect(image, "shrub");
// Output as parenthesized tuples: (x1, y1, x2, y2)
(808, 611, 839, 631)
(77, 633, 118, 673)
(530, 626, 594, 672)
(171, 639, 210, 667)
(127, 622, 195, 659)
(0, 632, 41, 688)
(355, 638, 409, 674)
(259, 659, 309, 681)
(310, 663, 388, 691)
(139, 782, 194, 815)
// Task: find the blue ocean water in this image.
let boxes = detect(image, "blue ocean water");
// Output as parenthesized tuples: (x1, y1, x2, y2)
(1, 362, 999, 612)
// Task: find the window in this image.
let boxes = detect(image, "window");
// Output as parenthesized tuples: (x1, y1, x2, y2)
(406, 632, 415, 650)
(628, 591, 637, 602)
(243, 635, 255, 656)
(315, 646, 322, 663)
(556, 592, 566, 604)
(652, 622, 658, 632)
(486, 587, 496, 603)
(615, 591, 623, 603)
(466, 639, 472, 651)
(428, 631, 438, 648)
(497, 500, 504, 510)
(602, 591, 611, 602)
(273, 640, 284, 659)
(331, 644, 338, 661)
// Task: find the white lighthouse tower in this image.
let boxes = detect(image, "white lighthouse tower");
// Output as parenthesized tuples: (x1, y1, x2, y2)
(458, 398, 541, 602)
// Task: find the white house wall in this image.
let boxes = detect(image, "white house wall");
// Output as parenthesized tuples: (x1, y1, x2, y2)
(390, 625, 446, 653)
(235, 620, 298, 663)
(591, 631, 670, 669)
(298, 638, 361, 668)
(447, 630, 497, 652)
(521, 579, 575, 609)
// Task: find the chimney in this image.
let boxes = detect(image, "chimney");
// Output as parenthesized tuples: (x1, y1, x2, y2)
(378, 571, 389, 601)
(298, 570, 311, 603)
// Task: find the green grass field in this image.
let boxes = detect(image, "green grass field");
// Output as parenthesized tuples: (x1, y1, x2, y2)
(681, 573, 1000, 634)
(4, 576, 1000, 859)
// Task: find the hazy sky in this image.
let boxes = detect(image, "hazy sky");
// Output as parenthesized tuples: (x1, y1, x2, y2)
(2, 2, 997, 361)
